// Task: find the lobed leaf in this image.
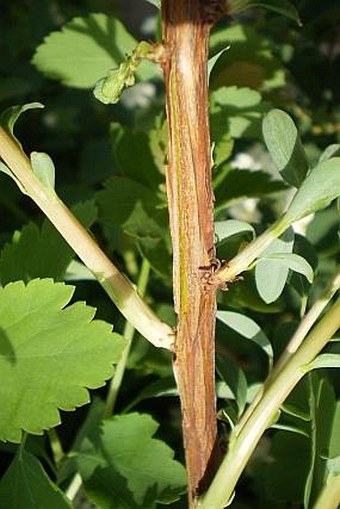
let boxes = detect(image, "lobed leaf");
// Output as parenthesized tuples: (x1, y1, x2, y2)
(76, 413, 187, 508)
(0, 201, 97, 285)
(211, 86, 267, 140)
(32, 14, 153, 88)
(0, 279, 125, 443)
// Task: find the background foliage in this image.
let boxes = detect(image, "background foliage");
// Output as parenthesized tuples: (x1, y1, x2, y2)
(0, 0, 339, 507)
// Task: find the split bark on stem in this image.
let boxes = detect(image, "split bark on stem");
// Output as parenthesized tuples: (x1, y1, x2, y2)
(162, 1, 220, 504)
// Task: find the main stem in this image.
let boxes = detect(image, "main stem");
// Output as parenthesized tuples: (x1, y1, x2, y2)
(162, 1, 218, 504)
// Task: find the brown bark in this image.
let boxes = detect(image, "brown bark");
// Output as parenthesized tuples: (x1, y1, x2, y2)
(161, 1, 220, 504)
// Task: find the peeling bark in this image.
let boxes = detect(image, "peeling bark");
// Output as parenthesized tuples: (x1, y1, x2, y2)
(161, 1, 220, 504)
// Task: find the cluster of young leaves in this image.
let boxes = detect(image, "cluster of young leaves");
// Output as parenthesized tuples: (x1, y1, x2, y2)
(0, 1, 339, 508)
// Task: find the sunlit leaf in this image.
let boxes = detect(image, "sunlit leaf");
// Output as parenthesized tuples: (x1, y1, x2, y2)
(319, 144, 340, 164)
(0, 279, 125, 443)
(215, 220, 255, 245)
(263, 109, 309, 187)
(255, 229, 294, 303)
(32, 14, 155, 88)
(30, 152, 55, 190)
(283, 158, 340, 225)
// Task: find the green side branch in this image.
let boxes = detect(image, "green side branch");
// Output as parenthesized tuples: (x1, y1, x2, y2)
(0, 126, 174, 351)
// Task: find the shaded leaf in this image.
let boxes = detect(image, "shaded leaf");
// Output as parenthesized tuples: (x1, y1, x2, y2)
(77, 413, 186, 508)
(304, 375, 339, 507)
(216, 353, 248, 417)
(110, 124, 163, 189)
(262, 109, 309, 187)
(265, 432, 310, 503)
(97, 176, 167, 240)
(0, 279, 125, 442)
(0, 201, 97, 285)
(211, 86, 267, 139)
(217, 310, 273, 369)
(215, 168, 287, 209)
(0, 103, 44, 139)
(209, 25, 286, 91)
(229, 0, 301, 25)
(0, 161, 27, 194)
(0, 448, 71, 509)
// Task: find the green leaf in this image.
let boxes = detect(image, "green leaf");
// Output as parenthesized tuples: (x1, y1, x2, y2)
(217, 310, 273, 369)
(262, 109, 309, 187)
(76, 413, 186, 508)
(215, 169, 287, 209)
(209, 25, 286, 91)
(259, 253, 314, 281)
(319, 144, 340, 164)
(215, 220, 255, 245)
(212, 132, 234, 167)
(0, 161, 27, 194)
(303, 375, 339, 507)
(283, 157, 340, 225)
(0, 279, 125, 443)
(216, 354, 248, 417)
(0, 448, 72, 509)
(145, 0, 161, 8)
(97, 176, 167, 240)
(110, 124, 163, 189)
(123, 377, 177, 413)
(32, 14, 141, 88)
(308, 354, 340, 370)
(211, 86, 267, 139)
(255, 229, 294, 303)
(30, 152, 55, 190)
(229, 0, 301, 26)
(264, 432, 310, 503)
(0, 103, 44, 139)
(0, 200, 97, 285)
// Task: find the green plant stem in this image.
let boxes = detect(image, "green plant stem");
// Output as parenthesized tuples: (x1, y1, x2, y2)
(104, 258, 151, 417)
(313, 475, 340, 509)
(211, 218, 288, 285)
(274, 268, 340, 374)
(0, 126, 174, 350)
(199, 298, 340, 509)
(65, 473, 82, 502)
(236, 268, 340, 434)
